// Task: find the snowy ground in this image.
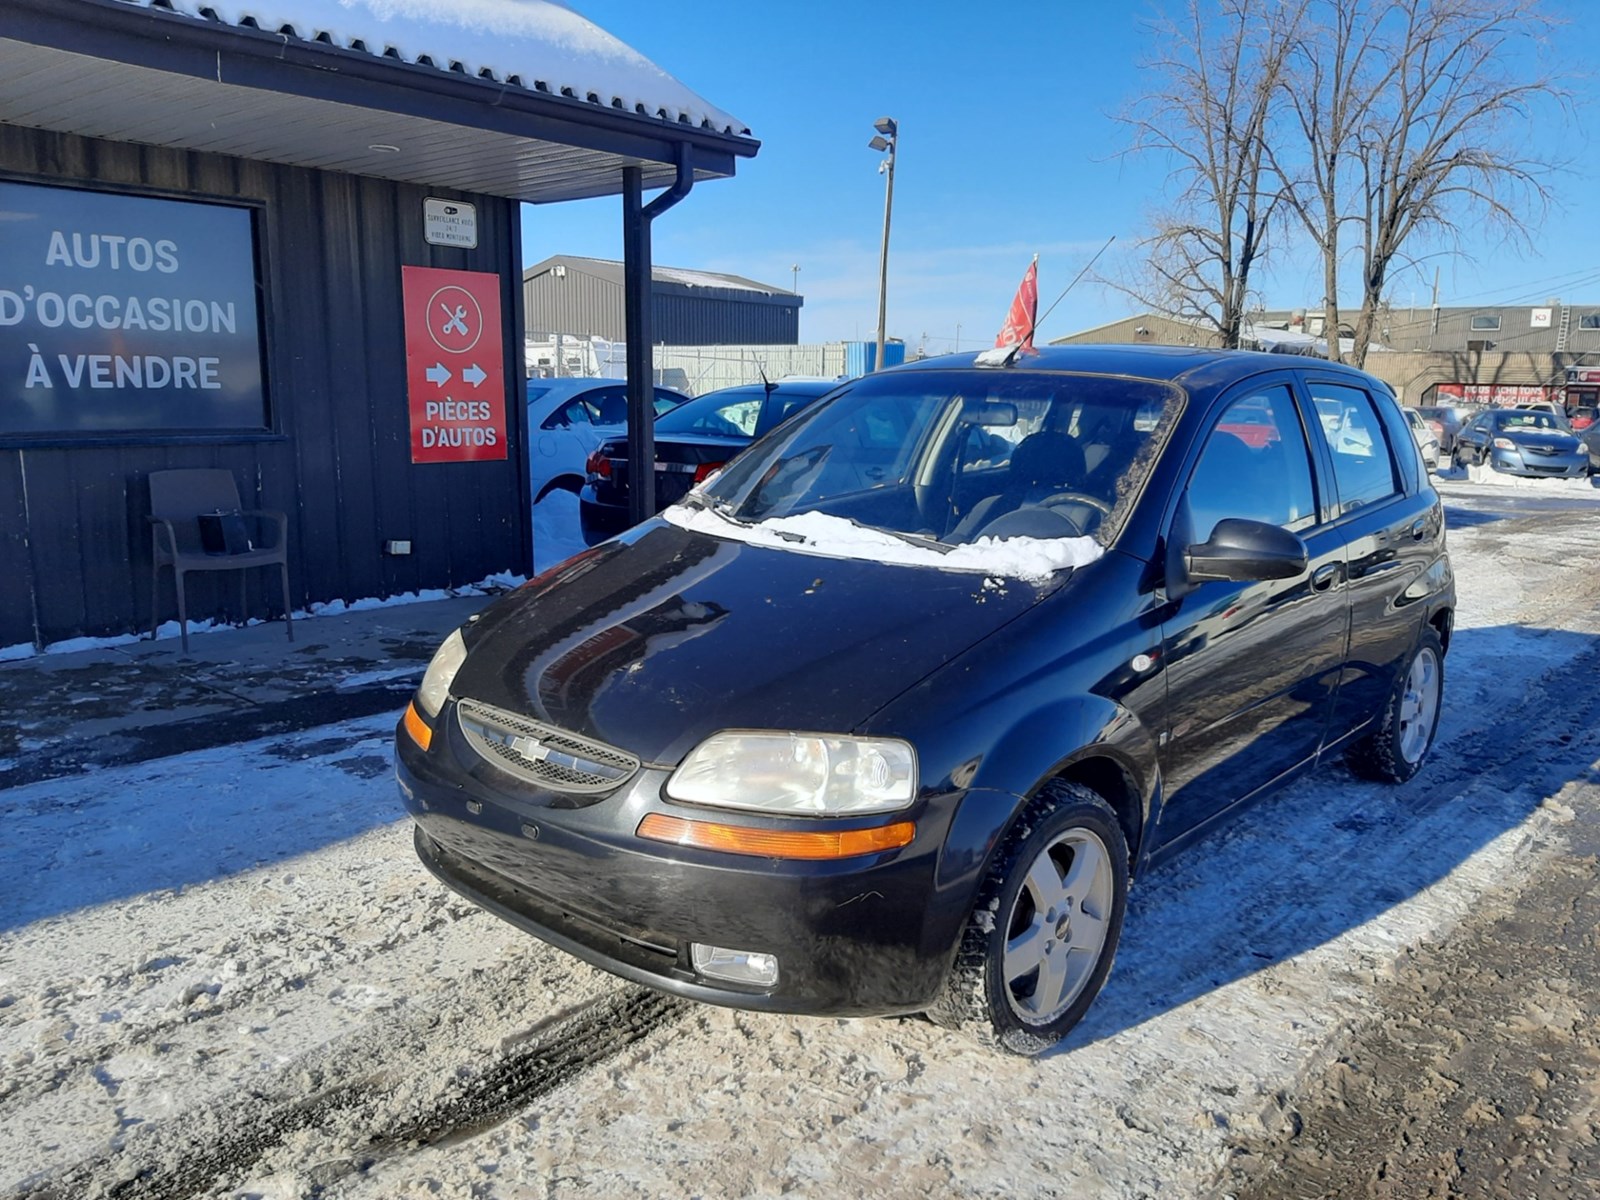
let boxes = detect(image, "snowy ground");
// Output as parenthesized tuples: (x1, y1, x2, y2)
(4, 475, 1600, 1198)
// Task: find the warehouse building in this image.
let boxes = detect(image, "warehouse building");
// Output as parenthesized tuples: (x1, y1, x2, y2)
(524, 255, 801, 346)
(1055, 302, 1600, 409)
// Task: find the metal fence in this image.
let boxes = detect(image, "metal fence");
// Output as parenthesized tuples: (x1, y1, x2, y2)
(525, 335, 854, 396)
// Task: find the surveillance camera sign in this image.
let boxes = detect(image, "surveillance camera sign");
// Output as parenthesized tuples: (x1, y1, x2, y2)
(402, 266, 507, 463)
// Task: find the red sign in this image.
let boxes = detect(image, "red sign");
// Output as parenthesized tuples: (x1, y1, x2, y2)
(402, 265, 507, 463)
(1433, 383, 1558, 405)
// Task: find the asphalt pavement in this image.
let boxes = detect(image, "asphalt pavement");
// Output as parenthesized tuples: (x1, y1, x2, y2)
(0, 595, 489, 791)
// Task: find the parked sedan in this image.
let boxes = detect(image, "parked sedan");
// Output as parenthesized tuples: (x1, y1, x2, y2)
(1401, 406, 1441, 472)
(1452, 408, 1588, 478)
(1416, 404, 1478, 453)
(527, 378, 689, 503)
(579, 378, 840, 534)
(398, 346, 1453, 1056)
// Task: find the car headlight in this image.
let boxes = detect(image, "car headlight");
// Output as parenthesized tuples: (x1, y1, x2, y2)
(665, 731, 917, 816)
(415, 628, 468, 718)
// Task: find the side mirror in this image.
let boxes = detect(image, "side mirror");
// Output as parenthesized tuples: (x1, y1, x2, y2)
(1185, 518, 1308, 583)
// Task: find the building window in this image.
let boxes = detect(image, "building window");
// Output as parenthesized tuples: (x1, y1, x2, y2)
(1469, 315, 1501, 332)
(1580, 313, 1600, 331)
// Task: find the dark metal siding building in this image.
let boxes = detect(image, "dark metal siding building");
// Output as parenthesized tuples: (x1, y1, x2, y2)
(524, 255, 801, 345)
(0, 125, 523, 646)
(0, 0, 756, 651)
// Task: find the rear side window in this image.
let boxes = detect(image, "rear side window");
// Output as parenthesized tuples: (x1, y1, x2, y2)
(1308, 382, 1400, 514)
(1187, 385, 1318, 542)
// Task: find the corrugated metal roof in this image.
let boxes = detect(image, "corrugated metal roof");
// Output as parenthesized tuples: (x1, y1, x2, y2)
(1, 0, 758, 203)
(119, 0, 749, 135)
(526, 255, 796, 298)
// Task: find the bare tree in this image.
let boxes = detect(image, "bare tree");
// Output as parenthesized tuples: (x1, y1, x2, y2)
(1114, 0, 1300, 348)
(1345, 0, 1564, 366)
(1276, 0, 1564, 366)
(1270, 0, 1393, 363)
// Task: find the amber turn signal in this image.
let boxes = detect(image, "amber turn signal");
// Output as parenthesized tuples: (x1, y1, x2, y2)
(402, 701, 433, 752)
(637, 813, 914, 860)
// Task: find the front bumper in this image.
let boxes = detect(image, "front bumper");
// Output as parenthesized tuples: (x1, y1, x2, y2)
(1488, 447, 1588, 478)
(395, 706, 986, 1017)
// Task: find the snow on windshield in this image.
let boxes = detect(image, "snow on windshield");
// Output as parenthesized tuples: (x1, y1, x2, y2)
(662, 505, 1103, 584)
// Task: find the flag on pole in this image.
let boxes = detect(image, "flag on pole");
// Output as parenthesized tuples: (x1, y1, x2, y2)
(995, 256, 1038, 350)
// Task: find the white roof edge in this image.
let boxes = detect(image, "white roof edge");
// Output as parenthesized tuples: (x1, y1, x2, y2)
(116, 0, 753, 137)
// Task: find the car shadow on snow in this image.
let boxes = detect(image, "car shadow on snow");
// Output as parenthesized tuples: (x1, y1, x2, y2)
(1050, 622, 1599, 1057)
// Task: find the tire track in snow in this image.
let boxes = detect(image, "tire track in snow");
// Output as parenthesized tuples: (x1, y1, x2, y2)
(10, 985, 685, 1199)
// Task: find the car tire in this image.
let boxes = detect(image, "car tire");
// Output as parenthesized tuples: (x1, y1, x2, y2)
(1346, 626, 1445, 784)
(927, 780, 1129, 1056)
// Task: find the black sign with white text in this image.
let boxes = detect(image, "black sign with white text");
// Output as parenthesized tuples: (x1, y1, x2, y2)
(0, 180, 266, 436)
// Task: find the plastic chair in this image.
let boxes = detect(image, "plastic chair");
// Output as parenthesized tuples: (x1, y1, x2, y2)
(147, 469, 293, 652)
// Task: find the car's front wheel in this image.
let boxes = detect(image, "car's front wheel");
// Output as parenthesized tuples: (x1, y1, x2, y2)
(1347, 626, 1445, 783)
(928, 781, 1129, 1056)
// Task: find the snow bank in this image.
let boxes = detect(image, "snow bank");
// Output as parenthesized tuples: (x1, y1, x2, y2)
(1436, 463, 1600, 493)
(662, 505, 1104, 583)
(0, 572, 523, 662)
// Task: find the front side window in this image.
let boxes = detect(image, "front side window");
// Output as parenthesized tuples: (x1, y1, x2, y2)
(1308, 382, 1400, 513)
(1187, 386, 1318, 542)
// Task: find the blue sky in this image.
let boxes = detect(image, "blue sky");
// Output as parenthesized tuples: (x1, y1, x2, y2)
(527, 2, 1599, 350)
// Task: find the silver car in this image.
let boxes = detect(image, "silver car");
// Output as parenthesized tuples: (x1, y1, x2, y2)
(1402, 407, 1441, 472)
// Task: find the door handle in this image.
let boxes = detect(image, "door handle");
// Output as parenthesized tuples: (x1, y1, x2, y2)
(1311, 563, 1340, 592)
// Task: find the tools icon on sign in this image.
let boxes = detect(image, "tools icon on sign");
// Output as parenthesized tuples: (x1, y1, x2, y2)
(440, 303, 470, 337)
(424, 284, 483, 354)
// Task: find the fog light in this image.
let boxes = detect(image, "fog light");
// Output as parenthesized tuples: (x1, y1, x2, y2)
(691, 943, 780, 988)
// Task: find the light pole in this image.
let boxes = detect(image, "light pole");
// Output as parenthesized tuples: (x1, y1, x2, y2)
(868, 116, 898, 372)
(791, 263, 801, 294)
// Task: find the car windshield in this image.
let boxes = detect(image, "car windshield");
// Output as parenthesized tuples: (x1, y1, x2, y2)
(1497, 411, 1560, 431)
(689, 369, 1182, 554)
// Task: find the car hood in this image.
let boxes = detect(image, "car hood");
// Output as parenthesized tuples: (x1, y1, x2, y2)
(450, 520, 1065, 766)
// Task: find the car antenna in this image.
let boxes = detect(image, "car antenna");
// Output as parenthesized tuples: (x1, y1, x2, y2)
(1034, 234, 1115, 333)
(757, 363, 776, 398)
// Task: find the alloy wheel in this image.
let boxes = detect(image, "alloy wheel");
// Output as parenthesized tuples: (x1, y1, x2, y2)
(1001, 828, 1114, 1025)
(1398, 646, 1441, 764)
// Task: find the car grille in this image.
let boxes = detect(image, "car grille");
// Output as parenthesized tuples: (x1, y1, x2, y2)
(455, 699, 639, 794)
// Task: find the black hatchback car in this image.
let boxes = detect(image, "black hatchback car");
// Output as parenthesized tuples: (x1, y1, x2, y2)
(397, 346, 1454, 1055)
(578, 378, 840, 535)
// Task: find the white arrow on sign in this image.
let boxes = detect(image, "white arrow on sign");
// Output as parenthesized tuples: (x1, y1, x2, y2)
(425, 363, 452, 386)
(463, 364, 488, 388)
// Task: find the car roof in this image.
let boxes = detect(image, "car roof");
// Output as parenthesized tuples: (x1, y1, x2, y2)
(895, 344, 1386, 391)
(526, 377, 686, 416)
(698, 379, 841, 400)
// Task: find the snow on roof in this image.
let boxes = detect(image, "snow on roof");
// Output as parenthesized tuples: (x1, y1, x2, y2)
(662, 506, 1104, 584)
(119, 0, 751, 136)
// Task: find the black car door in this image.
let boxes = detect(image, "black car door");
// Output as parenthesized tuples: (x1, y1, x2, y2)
(1298, 377, 1438, 747)
(1153, 380, 1351, 848)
